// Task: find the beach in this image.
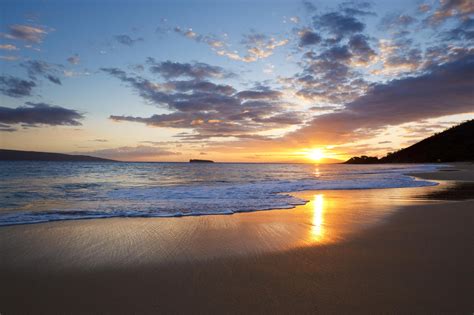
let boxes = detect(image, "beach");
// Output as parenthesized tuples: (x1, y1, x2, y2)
(0, 163, 473, 314)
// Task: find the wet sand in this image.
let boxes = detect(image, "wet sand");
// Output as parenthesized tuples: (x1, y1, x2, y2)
(0, 164, 473, 314)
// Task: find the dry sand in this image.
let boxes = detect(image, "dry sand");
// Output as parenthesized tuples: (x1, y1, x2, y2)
(0, 163, 473, 314)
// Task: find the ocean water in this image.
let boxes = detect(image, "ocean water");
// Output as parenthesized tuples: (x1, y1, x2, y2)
(0, 162, 439, 226)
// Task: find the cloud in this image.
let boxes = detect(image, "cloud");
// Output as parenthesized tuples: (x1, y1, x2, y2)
(313, 12, 365, 42)
(419, 3, 431, 13)
(427, 0, 474, 25)
(114, 34, 143, 46)
(348, 34, 376, 65)
(286, 2, 377, 105)
(0, 75, 36, 97)
(0, 44, 18, 51)
(164, 80, 236, 95)
(338, 1, 375, 17)
(175, 27, 288, 62)
(288, 43, 370, 104)
(380, 13, 417, 31)
(374, 38, 422, 75)
(214, 33, 288, 63)
(0, 102, 84, 127)
(67, 54, 80, 65)
(298, 29, 322, 47)
(0, 24, 49, 43)
(303, 1, 317, 12)
(147, 59, 234, 79)
(235, 90, 282, 99)
(80, 145, 180, 160)
(103, 61, 303, 139)
(0, 55, 19, 61)
(288, 54, 474, 145)
(440, 16, 474, 41)
(174, 27, 226, 49)
(21, 60, 62, 85)
(235, 33, 288, 62)
(289, 16, 300, 24)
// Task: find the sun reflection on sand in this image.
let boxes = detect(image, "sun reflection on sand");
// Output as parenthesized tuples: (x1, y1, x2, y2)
(311, 194, 325, 242)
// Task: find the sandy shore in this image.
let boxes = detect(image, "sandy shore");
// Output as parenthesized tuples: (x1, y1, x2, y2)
(0, 164, 473, 314)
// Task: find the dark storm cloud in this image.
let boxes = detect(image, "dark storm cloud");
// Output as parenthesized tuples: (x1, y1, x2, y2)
(147, 59, 234, 79)
(298, 29, 322, 47)
(289, 54, 474, 144)
(114, 34, 143, 46)
(21, 60, 62, 85)
(0, 102, 84, 126)
(0, 75, 36, 98)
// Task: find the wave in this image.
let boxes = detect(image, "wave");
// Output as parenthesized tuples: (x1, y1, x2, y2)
(0, 163, 439, 226)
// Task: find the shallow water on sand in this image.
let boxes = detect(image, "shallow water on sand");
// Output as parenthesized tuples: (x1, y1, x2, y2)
(0, 182, 457, 268)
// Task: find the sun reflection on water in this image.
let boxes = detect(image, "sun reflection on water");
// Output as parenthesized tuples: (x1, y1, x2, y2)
(311, 194, 325, 241)
(313, 166, 320, 178)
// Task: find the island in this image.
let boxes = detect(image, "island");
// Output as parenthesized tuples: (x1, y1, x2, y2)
(0, 149, 116, 162)
(189, 159, 214, 163)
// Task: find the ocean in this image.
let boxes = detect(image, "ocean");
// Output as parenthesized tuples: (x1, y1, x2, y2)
(0, 162, 439, 226)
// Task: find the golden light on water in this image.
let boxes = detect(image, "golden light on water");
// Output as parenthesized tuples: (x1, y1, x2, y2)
(311, 194, 325, 241)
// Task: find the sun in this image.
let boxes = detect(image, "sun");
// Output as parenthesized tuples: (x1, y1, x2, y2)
(307, 148, 324, 162)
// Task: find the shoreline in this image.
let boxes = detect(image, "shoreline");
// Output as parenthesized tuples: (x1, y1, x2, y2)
(0, 163, 473, 313)
(0, 162, 444, 228)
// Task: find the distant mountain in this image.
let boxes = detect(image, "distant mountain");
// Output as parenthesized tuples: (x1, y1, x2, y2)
(0, 149, 116, 162)
(345, 120, 474, 164)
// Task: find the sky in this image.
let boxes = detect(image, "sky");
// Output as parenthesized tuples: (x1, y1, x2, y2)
(0, 0, 473, 162)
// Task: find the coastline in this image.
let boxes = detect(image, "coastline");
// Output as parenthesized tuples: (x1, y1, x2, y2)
(0, 163, 473, 313)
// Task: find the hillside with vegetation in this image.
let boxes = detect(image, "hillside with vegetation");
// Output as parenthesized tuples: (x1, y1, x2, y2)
(0, 149, 115, 162)
(345, 120, 474, 164)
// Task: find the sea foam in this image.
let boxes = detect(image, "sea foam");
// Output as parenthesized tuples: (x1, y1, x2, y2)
(0, 162, 440, 226)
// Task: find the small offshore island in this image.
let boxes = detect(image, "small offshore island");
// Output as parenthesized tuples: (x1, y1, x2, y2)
(189, 159, 215, 163)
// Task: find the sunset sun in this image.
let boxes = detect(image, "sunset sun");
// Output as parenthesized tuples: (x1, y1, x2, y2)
(307, 149, 324, 162)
